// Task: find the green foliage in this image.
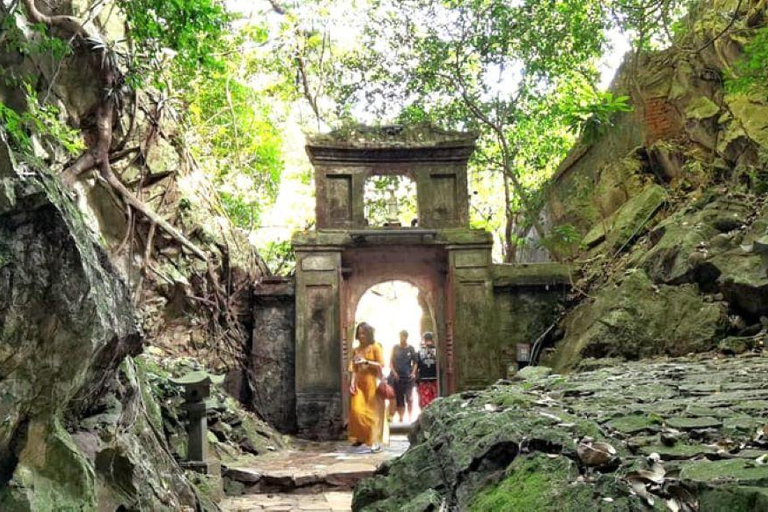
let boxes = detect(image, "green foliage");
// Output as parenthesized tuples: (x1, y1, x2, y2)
(0, 84, 84, 156)
(262, 239, 296, 276)
(118, 0, 285, 230)
(186, 67, 284, 229)
(0, 100, 29, 151)
(566, 88, 633, 144)
(119, 0, 231, 87)
(539, 223, 582, 259)
(727, 26, 768, 93)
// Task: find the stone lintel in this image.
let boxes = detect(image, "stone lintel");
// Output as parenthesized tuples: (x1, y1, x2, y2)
(492, 263, 576, 288)
(292, 228, 493, 249)
(306, 124, 477, 166)
(306, 145, 476, 166)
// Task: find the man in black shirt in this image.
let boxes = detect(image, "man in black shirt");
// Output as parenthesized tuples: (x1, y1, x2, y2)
(390, 330, 417, 422)
(416, 332, 438, 409)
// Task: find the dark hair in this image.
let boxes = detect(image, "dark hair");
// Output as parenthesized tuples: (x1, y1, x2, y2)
(423, 332, 434, 341)
(355, 322, 376, 346)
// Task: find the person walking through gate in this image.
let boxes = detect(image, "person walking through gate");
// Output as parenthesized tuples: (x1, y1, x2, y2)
(416, 332, 439, 409)
(348, 322, 387, 452)
(390, 330, 418, 422)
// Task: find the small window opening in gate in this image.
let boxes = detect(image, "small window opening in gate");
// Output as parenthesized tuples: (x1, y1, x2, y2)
(354, 280, 437, 426)
(363, 175, 418, 227)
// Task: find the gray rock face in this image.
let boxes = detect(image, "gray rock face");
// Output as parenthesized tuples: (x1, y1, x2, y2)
(638, 195, 751, 285)
(545, 270, 727, 371)
(0, 145, 201, 510)
(354, 353, 768, 511)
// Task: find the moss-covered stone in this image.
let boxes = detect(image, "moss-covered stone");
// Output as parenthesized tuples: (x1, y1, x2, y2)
(605, 185, 668, 250)
(606, 413, 662, 434)
(355, 354, 768, 511)
(685, 96, 720, 120)
(468, 454, 578, 512)
(307, 123, 478, 149)
(680, 459, 768, 486)
(545, 270, 726, 371)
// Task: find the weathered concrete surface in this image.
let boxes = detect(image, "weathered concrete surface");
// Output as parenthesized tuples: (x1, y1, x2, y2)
(252, 278, 297, 433)
(306, 124, 475, 230)
(354, 352, 768, 511)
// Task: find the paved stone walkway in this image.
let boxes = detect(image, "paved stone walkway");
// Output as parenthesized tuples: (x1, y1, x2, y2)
(221, 435, 409, 511)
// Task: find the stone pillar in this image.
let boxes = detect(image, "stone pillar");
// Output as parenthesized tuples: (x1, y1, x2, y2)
(171, 372, 222, 475)
(447, 243, 498, 390)
(252, 278, 296, 433)
(294, 249, 344, 439)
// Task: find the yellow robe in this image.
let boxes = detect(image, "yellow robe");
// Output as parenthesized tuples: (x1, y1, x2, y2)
(348, 342, 387, 445)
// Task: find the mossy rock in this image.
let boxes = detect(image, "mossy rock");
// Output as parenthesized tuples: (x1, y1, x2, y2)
(547, 270, 726, 371)
(605, 184, 668, 251)
(606, 413, 662, 434)
(680, 459, 768, 486)
(685, 97, 720, 120)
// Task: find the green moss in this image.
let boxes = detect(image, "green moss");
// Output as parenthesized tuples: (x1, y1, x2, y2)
(606, 413, 662, 434)
(680, 459, 768, 486)
(638, 443, 714, 460)
(666, 416, 722, 429)
(0, 420, 98, 511)
(700, 487, 768, 512)
(307, 123, 477, 149)
(685, 97, 720, 120)
(188, 472, 222, 509)
(469, 454, 580, 512)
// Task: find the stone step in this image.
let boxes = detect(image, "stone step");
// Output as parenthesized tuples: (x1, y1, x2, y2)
(223, 463, 375, 494)
(223, 437, 409, 498)
(221, 491, 352, 511)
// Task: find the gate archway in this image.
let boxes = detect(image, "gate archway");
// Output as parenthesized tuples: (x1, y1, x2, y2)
(292, 125, 498, 439)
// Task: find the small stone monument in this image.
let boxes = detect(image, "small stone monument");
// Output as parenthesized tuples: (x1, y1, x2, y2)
(170, 370, 224, 474)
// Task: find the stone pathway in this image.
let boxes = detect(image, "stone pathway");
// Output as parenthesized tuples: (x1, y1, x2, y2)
(220, 435, 409, 511)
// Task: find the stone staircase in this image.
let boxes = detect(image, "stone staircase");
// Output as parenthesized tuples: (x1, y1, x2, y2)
(220, 436, 409, 511)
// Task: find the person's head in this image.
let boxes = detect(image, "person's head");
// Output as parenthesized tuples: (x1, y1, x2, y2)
(399, 330, 409, 346)
(355, 322, 375, 346)
(423, 331, 434, 347)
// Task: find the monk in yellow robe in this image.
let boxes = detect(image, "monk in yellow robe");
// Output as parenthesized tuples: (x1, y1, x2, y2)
(348, 322, 387, 451)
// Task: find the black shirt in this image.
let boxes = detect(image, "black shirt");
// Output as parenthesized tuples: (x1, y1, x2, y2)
(392, 345, 417, 379)
(417, 347, 438, 381)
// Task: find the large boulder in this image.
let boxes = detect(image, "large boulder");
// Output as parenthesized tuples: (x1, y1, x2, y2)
(582, 184, 667, 251)
(355, 354, 768, 511)
(544, 270, 727, 371)
(637, 194, 752, 284)
(0, 141, 203, 510)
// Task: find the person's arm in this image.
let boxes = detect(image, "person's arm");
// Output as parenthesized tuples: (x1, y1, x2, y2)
(410, 348, 418, 379)
(390, 349, 398, 379)
(348, 353, 357, 394)
(374, 344, 385, 377)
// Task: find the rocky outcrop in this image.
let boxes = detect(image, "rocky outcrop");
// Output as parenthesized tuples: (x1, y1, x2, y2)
(544, 270, 727, 371)
(355, 353, 768, 511)
(0, 141, 210, 510)
(541, 0, 768, 367)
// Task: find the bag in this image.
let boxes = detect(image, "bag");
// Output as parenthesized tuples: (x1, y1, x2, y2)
(377, 380, 395, 400)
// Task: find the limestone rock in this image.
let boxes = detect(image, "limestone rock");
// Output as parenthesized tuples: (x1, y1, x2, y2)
(0, 157, 207, 510)
(354, 354, 768, 511)
(545, 270, 726, 371)
(638, 195, 750, 284)
(583, 184, 667, 252)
